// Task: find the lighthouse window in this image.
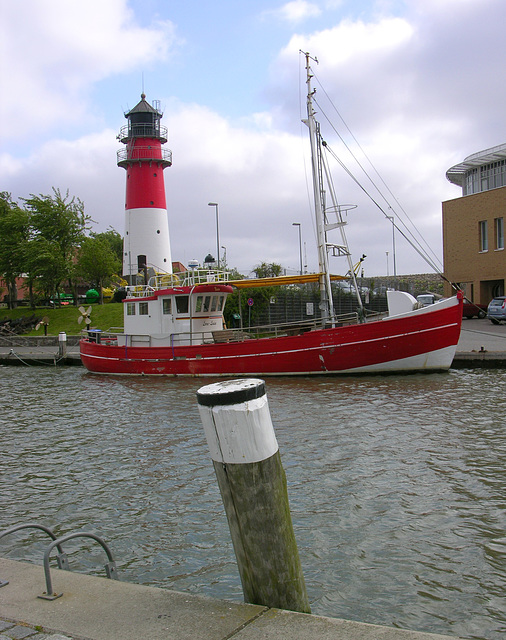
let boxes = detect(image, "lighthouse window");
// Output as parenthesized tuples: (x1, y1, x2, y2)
(162, 298, 172, 315)
(175, 296, 189, 313)
(126, 302, 136, 316)
(139, 302, 149, 315)
(157, 230, 160, 234)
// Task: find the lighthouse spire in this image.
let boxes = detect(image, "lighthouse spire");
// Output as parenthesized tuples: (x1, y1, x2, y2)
(117, 94, 173, 281)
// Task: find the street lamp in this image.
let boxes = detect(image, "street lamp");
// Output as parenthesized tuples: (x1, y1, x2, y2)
(208, 202, 220, 268)
(292, 223, 302, 275)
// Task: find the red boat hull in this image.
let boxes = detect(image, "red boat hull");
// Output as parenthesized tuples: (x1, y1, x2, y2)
(80, 296, 463, 376)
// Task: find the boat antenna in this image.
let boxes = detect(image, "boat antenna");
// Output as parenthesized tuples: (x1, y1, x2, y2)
(300, 50, 319, 65)
(301, 51, 335, 326)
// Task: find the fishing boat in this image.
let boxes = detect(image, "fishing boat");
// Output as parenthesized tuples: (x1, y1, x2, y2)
(80, 54, 463, 376)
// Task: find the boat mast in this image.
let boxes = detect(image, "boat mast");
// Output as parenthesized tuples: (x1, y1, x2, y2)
(303, 52, 335, 325)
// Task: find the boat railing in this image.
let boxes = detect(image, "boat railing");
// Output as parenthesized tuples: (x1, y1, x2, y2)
(82, 312, 361, 346)
(209, 312, 361, 342)
(237, 312, 360, 337)
(124, 269, 232, 297)
(81, 330, 121, 345)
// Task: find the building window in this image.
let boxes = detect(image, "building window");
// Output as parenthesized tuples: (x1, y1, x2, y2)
(126, 302, 136, 316)
(495, 217, 504, 250)
(479, 220, 488, 252)
(162, 298, 172, 314)
(139, 302, 149, 315)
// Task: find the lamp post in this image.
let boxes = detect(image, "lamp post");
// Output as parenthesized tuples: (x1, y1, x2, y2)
(292, 223, 302, 275)
(208, 202, 220, 268)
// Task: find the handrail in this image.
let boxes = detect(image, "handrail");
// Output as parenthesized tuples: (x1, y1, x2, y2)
(0, 523, 70, 588)
(39, 531, 119, 600)
(117, 146, 172, 164)
(123, 269, 232, 297)
(117, 123, 168, 141)
(86, 312, 363, 348)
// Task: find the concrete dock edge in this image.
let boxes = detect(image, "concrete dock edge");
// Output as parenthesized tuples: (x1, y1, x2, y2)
(0, 558, 459, 640)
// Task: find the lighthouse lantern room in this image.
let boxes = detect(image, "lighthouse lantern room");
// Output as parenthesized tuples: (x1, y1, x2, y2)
(117, 94, 173, 281)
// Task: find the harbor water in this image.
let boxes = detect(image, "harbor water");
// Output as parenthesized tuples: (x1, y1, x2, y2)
(1, 367, 505, 639)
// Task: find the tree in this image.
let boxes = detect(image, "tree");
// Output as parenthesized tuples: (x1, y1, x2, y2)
(24, 237, 67, 304)
(91, 228, 123, 263)
(76, 236, 122, 304)
(0, 193, 30, 308)
(253, 262, 282, 279)
(223, 263, 284, 327)
(23, 188, 91, 303)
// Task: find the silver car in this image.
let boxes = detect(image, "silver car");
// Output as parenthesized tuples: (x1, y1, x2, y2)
(487, 296, 506, 324)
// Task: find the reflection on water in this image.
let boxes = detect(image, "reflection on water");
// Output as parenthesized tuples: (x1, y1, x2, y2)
(1, 367, 505, 639)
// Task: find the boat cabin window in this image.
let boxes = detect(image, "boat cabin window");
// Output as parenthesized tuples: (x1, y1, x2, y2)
(195, 295, 211, 312)
(139, 302, 149, 315)
(126, 302, 136, 316)
(195, 294, 225, 314)
(175, 296, 189, 313)
(162, 298, 172, 315)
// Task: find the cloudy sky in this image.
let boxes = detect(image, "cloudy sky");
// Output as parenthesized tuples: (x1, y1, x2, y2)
(1, 0, 505, 278)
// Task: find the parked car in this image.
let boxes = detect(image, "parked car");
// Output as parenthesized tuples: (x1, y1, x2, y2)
(462, 299, 487, 319)
(487, 296, 506, 324)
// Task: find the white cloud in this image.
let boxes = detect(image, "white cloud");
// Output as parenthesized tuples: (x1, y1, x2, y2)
(0, 0, 179, 144)
(263, 1, 322, 24)
(280, 16, 413, 68)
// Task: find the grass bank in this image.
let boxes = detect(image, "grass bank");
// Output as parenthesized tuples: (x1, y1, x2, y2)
(0, 304, 123, 336)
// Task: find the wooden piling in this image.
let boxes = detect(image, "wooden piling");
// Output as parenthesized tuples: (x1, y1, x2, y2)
(197, 378, 310, 614)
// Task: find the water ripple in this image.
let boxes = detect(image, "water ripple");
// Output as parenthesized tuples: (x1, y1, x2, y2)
(0, 367, 505, 639)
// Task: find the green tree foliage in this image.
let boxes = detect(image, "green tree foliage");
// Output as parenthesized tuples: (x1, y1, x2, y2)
(224, 262, 283, 327)
(24, 237, 67, 306)
(253, 262, 282, 278)
(23, 188, 91, 302)
(91, 228, 123, 263)
(76, 236, 122, 303)
(0, 193, 30, 308)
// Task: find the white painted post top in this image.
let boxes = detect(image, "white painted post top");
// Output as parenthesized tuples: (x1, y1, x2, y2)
(197, 379, 279, 464)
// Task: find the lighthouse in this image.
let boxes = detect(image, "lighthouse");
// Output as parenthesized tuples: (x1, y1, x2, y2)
(117, 94, 172, 280)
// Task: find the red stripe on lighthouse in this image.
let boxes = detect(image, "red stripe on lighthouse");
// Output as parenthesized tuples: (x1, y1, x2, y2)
(125, 138, 167, 210)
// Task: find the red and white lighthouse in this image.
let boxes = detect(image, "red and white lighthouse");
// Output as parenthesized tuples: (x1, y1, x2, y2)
(117, 94, 172, 279)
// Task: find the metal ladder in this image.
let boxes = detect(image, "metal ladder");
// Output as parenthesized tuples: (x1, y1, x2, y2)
(0, 522, 119, 600)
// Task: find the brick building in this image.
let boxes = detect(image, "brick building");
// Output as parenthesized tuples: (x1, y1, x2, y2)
(443, 143, 506, 302)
